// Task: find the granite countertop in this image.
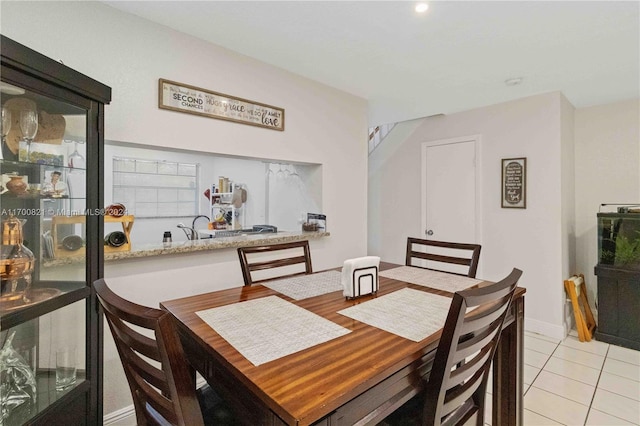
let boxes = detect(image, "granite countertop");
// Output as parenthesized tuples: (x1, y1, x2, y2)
(42, 231, 330, 267)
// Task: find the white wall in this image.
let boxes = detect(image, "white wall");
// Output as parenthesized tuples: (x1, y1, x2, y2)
(369, 94, 640, 340)
(368, 118, 425, 258)
(560, 95, 577, 331)
(369, 92, 568, 338)
(1, 1, 368, 418)
(574, 98, 640, 305)
(1, 1, 368, 264)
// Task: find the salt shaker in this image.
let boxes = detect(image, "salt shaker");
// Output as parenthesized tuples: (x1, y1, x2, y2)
(162, 231, 172, 248)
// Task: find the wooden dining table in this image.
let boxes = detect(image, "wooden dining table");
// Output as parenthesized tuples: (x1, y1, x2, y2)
(160, 262, 526, 426)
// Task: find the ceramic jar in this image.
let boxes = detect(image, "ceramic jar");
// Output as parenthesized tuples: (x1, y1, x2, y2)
(6, 175, 27, 195)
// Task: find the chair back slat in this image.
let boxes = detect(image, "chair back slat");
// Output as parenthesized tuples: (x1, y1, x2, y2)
(94, 279, 206, 426)
(452, 318, 502, 365)
(122, 344, 169, 393)
(442, 366, 485, 414)
(104, 313, 169, 393)
(409, 251, 472, 267)
(447, 345, 492, 389)
(459, 297, 512, 337)
(105, 311, 161, 360)
(405, 237, 481, 278)
(132, 374, 178, 424)
(422, 268, 522, 425)
(248, 254, 310, 272)
(238, 240, 312, 285)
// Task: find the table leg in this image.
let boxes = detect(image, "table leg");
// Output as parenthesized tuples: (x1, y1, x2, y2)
(492, 296, 524, 426)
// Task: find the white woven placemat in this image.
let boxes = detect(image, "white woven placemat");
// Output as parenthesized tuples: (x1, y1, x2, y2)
(196, 296, 350, 366)
(379, 266, 481, 292)
(337, 288, 451, 342)
(262, 270, 343, 300)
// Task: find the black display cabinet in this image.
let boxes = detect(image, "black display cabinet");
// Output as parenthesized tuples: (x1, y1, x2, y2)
(1, 35, 110, 424)
(595, 210, 640, 350)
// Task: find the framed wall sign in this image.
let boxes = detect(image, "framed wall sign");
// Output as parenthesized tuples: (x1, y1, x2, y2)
(501, 157, 526, 209)
(158, 79, 285, 131)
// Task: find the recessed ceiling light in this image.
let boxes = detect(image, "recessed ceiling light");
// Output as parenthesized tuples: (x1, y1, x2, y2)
(415, 3, 429, 13)
(505, 77, 524, 86)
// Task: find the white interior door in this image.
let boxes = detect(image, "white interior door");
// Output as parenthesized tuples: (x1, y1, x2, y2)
(421, 136, 481, 274)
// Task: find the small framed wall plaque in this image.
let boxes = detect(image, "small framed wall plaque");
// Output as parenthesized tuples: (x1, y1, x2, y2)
(501, 157, 526, 209)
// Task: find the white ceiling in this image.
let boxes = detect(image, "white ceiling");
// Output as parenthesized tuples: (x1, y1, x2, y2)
(103, 1, 639, 126)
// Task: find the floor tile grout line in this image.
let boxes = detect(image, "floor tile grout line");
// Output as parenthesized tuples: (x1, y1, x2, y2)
(536, 365, 600, 389)
(582, 344, 609, 425)
(527, 332, 640, 425)
(556, 341, 608, 359)
(539, 350, 602, 386)
(527, 336, 562, 346)
(593, 385, 640, 405)
(601, 368, 640, 384)
(525, 340, 560, 385)
(522, 340, 577, 423)
(586, 407, 640, 426)
(548, 353, 606, 372)
(599, 357, 640, 381)
(524, 346, 557, 358)
(524, 408, 569, 425)
(606, 357, 640, 369)
(528, 382, 591, 411)
(528, 336, 603, 425)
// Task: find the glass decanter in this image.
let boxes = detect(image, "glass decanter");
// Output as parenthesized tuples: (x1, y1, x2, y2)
(0, 216, 35, 304)
(0, 331, 37, 424)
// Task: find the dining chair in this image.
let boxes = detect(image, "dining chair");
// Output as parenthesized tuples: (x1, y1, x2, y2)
(94, 279, 235, 426)
(379, 268, 522, 426)
(237, 240, 312, 285)
(405, 237, 482, 278)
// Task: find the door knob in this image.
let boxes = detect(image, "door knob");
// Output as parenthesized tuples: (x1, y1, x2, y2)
(426, 230, 434, 236)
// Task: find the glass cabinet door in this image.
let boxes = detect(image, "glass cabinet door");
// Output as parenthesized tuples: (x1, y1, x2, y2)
(1, 84, 89, 313)
(1, 85, 89, 426)
(1, 300, 86, 425)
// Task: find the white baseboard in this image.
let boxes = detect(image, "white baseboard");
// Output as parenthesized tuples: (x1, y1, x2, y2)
(104, 405, 136, 426)
(525, 316, 566, 341)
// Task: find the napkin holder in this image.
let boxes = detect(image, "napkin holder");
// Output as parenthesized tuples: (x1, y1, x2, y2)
(342, 256, 380, 300)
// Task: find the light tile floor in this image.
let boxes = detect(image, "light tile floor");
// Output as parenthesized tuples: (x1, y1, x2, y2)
(487, 331, 640, 425)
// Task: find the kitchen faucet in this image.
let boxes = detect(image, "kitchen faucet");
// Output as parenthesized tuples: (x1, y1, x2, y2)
(192, 215, 210, 231)
(177, 215, 210, 240)
(177, 223, 198, 241)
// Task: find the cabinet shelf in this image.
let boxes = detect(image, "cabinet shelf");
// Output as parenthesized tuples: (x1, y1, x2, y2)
(1, 194, 83, 201)
(209, 183, 245, 230)
(0, 285, 88, 330)
(3, 371, 89, 426)
(0, 159, 86, 173)
(48, 215, 135, 257)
